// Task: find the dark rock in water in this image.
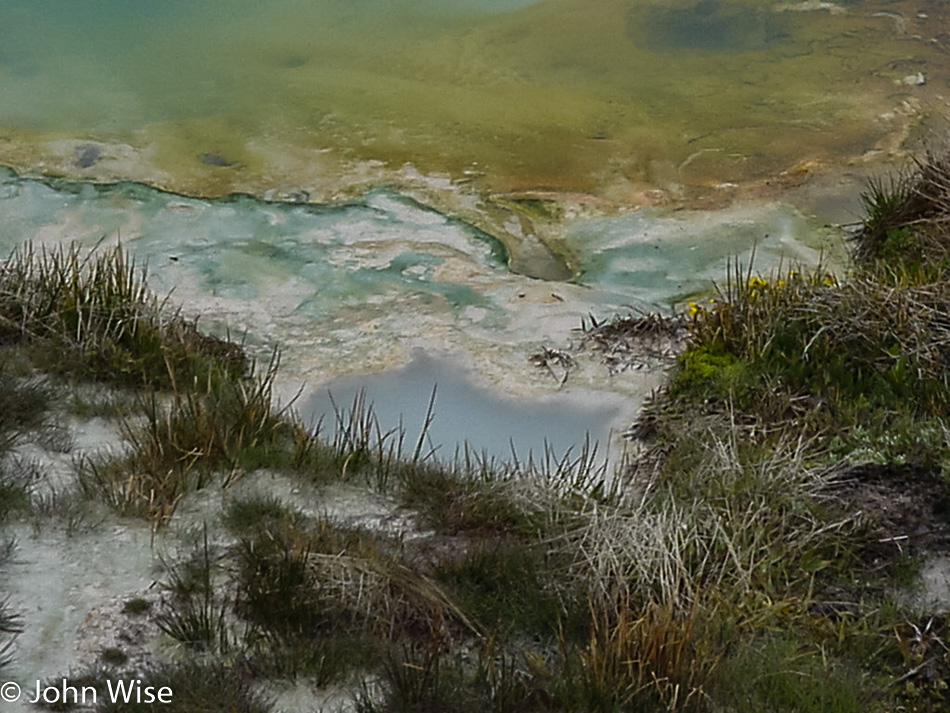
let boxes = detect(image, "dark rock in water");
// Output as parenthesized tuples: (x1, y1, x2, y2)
(199, 153, 235, 167)
(75, 145, 101, 169)
(280, 55, 308, 68)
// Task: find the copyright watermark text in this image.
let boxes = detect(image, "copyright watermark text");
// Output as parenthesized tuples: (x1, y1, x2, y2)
(1, 678, 173, 705)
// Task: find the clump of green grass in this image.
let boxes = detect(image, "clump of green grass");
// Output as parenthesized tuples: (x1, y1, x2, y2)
(126, 351, 292, 474)
(99, 647, 129, 667)
(0, 242, 281, 525)
(0, 372, 52, 452)
(0, 540, 21, 672)
(0, 241, 246, 389)
(222, 493, 303, 536)
(291, 388, 425, 491)
(122, 597, 151, 615)
(853, 154, 950, 271)
(398, 463, 545, 536)
(711, 634, 868, 713)
(29, 484, 91, 535)
(562, 432, 859, 638)
(155, 528, 231, 654)
(77, 354, 300, 525)
(395, 435, 608, 540)
(234, 528, 394, 679)
(0, 370, 71, 511)
(359, 641, 550, 713)
(645, 257, 950, 469)
(434, 538, 562, 638)
(552, 601, 714, 713)
(358, 601, 715, 713)
(291, 389, 571, 539)
(235, 526, 348, 646)
(0, 595, 21, 672)
(94, 661, 272, 713)
(234, 517, 471, 648)
(153, 510, 477, 685)
(0, 464, 33, 524)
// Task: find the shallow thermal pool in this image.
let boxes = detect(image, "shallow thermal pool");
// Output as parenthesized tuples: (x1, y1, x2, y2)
(0, 167, 845, 458)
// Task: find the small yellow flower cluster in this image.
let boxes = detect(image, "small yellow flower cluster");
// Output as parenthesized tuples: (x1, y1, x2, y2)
(685, 270, 838, 316)
(686, 297, 718, 316)
(746, 271, 837, 293)
(745, 275, 771, 300)
(773, 270, 800, 288)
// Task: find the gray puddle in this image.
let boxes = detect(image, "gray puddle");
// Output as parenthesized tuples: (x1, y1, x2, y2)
(302, 350, 627, 464)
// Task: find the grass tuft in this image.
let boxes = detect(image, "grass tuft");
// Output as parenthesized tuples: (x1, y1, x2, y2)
(0, 241, 247, 388)
(77, 353, 299, 526)
(435, 538, 562, 637)
(853, 154, 950, 270)
(95, 661, 272, 713)
(155, 528, 231, 654)
(0, 596, 21, 671)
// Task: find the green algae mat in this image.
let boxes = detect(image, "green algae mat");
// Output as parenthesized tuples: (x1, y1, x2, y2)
(1, 0, 947, 202)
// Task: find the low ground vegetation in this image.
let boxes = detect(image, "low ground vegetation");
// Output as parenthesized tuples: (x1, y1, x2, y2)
(6, 156, 950, 711)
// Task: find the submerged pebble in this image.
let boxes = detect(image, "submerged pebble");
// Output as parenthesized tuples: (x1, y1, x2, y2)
(198, 153, 236, 168)
(74, 145, 101, 169)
